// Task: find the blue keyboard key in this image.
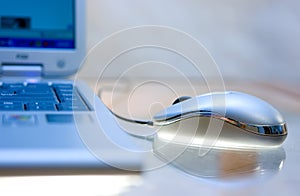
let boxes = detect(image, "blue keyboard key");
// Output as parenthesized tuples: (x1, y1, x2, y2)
(56, 103, 87, 111)
(0, 101, 24, 111)
(26, 102, 57, 111)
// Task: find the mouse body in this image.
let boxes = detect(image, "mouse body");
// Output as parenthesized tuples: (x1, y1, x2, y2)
(153, 91, 287, 149)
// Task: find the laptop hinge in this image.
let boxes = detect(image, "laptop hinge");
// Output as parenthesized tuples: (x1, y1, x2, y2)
(1, 64, 42, 77)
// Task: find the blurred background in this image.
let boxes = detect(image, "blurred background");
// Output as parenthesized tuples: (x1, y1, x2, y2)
(85, 0, 299, 84)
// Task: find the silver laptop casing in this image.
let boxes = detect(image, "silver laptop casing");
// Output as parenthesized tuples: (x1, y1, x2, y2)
(0, 0, 142, 174)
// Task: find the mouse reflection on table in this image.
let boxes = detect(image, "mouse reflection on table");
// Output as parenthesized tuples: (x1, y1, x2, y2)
(153, 137, 286, 179)
(105, 90, 288, 178)
(151, 91, 287, 179)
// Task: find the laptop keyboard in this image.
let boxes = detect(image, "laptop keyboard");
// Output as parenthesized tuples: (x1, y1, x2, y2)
(0, 83, 89, 111)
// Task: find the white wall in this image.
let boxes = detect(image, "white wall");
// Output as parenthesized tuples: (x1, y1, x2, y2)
(84, 0, 300, 83)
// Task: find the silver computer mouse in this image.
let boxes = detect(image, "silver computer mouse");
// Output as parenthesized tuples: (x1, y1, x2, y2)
(153, 91, 287, 149)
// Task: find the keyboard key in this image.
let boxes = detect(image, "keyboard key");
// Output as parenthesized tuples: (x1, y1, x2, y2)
(0, 96, 57, 102)
(56, 103, 88, 111)
(1, 83, 24, 88)
(26, 83, 49, 88)
(52, 83, 73, 90)
(0, 101, 24, 111)
(26, 102, 57, 111)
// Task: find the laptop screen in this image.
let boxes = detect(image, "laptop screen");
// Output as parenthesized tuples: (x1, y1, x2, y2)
(0, 0, 75, 49)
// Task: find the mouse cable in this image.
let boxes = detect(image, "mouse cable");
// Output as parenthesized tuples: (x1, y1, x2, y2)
(106, 106, 157, 141)
(97, 86, 166, 141)
(107, 107, 154, 126)
(98, 88, 156, 140)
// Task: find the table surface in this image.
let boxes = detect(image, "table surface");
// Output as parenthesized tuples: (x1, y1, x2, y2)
(1, 78, 299, 196)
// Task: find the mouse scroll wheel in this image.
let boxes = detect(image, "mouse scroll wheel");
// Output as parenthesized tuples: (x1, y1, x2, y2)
(172, 96, 192, 105)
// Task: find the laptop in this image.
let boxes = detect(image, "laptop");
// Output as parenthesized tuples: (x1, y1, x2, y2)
(0, 0, 142, 175)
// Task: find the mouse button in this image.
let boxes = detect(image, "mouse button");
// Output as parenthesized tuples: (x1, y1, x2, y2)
(196, 92, 227, 111)
(225, 93, 285, 125)
(153, 94, 227, 123)
(153, 97, 203, 122)
(172, 96, 192, 105)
